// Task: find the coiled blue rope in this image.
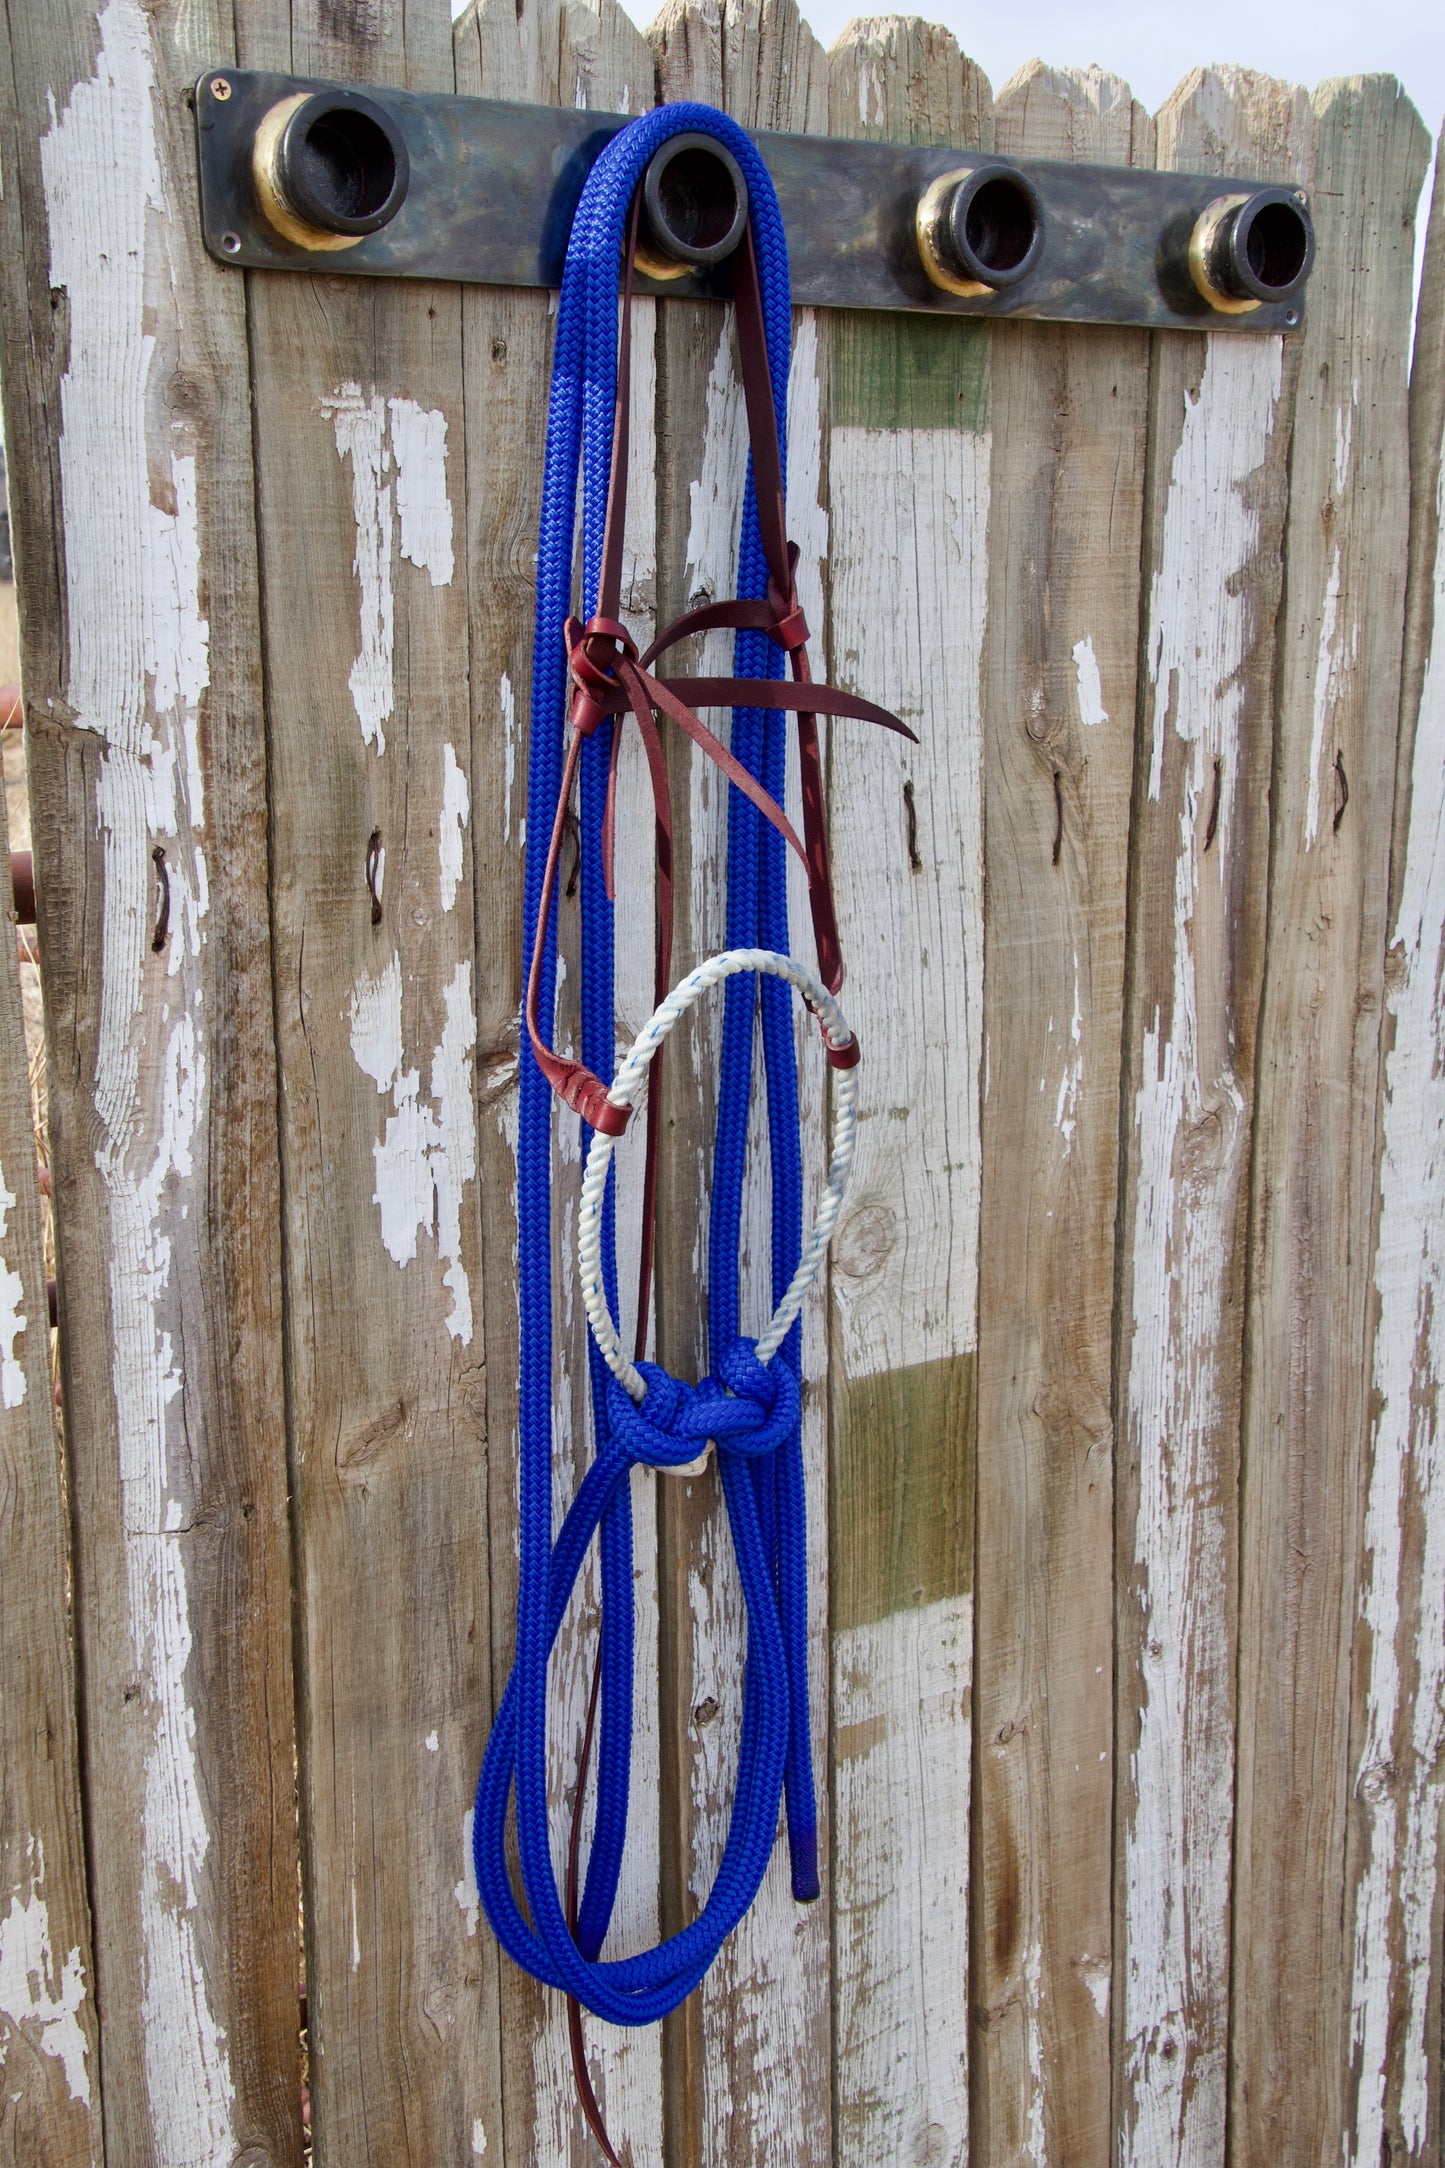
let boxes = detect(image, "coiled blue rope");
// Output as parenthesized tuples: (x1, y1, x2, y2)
(473, 105, 816, 2025)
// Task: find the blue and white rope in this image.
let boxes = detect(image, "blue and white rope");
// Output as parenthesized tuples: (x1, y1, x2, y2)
(473, 102, 850, 2025)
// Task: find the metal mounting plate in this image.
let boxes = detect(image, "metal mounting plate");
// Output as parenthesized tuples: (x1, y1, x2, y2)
(194, 69, 1309, 334)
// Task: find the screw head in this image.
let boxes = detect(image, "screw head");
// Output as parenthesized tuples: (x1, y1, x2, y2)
(1294, 189, 1307, 204)
(221, 231, 241, 254)
(211, 76, 232, 101)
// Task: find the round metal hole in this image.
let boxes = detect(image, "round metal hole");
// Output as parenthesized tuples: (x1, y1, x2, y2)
(636, 133, 748, 278)
(956, 174, 1040, 283)
(221, 231, 242, 254)
(1188, 186, 1315, 313)
(279, 94, 409, 236)
(916, 161, 1044, 297)
(1236, 194, 1313, 298)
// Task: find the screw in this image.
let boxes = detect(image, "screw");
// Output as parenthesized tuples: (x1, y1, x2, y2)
(211, 76, 232, 101)
(221, 232, 241, 254)
(1294, 189, 1307, 204)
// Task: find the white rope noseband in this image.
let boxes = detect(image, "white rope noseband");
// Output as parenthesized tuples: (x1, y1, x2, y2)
(578, 947, 859, 1440)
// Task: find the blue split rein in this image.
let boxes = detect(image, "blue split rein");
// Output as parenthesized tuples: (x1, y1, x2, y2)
(472, 103, 905, 2055)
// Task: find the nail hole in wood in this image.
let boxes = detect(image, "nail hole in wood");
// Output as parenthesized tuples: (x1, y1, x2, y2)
(902, 778, 921, 871)
(151, 846, 169, 953)
(365, 830, 384, 925)
(1204, 757, 1222, 853)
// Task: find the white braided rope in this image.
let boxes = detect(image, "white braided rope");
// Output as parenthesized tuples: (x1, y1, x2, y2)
(578, 947, 860, 1414)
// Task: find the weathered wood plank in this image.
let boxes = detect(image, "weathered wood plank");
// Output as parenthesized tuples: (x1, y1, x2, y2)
(649, 2, 832, 2158)
(1231, 72, 1431, 2165)
(823, 22, 990, 2167)
(1341, 124, 1445, 2168)
(969, 61, 1151, 2168)
(0, 3, 304, 2159)
(456, 0, 665, 2158)
(236, 1, 498, 2159)
(1111, 68, 1312, 2168)
(0, 776, 100, 2163)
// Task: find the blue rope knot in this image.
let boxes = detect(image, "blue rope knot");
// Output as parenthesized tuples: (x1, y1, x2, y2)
(606, 1340, 802, 1468)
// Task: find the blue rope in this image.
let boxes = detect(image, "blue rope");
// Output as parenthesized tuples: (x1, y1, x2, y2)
(474, 105, 816, 2026)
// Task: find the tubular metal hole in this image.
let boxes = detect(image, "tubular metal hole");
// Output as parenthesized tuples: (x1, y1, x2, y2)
(291, 107, 399, 227)
(639, 133, 748, 273)
(1243, 198, 1311, 294)
(962, 176, 1037, 277)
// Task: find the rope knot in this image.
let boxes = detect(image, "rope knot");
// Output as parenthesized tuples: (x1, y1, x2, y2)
(566, 614, 639, 737)
(604, 1341, 800, 1469)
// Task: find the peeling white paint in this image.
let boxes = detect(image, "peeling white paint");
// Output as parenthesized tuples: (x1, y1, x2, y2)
(327, 389, 455, 752)
(348, 954, 477, 1343)
(439, 741, 470, 913)
(1072, 634, 1108, 728)
(828, 418, 988, 1376)
(0, 1840, 91, 2106)
(833, 1598, 971, 2166)
(1054, 957, 1083, 1154)
(41, 7, 237, 2158)
(327, 385, 393, 754)
(471, 2115, 488, 2156)
(500, 674, 517, 842)
(1346, 448, 1445, 2164)
(454, 1811, 479, 1939)
(1147, 341, 1283, 811)
(424, 1730, 439, 1754)
(1124, 337, 1282, 2168)
(1024, 1938, 1047, 2166)
(350, 1884, 360, 1974)
(0, 1160, 27, 1408)
(389, 397, 454, 585)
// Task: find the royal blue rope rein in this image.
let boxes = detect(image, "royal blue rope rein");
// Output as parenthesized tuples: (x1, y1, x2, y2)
(473, 105, 816, 2025)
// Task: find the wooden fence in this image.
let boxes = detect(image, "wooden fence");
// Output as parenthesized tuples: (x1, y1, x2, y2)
(0, 0, 1441, 2162)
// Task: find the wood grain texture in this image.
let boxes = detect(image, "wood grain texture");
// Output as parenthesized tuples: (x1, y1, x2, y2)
(1111, 69, 1312, 2168)
(0, 4, 303, 2161)
(648, 7, 834, 2161)
(0, 778, 99, 2165)
(1341, 129, 1445, 2168)
(969, 62, 1151, 2168)
(237, 2, 497, 2161)
(824, 22, 990, 2167)
(1231, 72, 1431, 2167)
(456, 0, 665, 2159)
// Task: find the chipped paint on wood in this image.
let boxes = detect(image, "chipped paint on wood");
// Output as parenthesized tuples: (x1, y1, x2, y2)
(327, 388, 456, 752)
(441, 742, 472, 913)
(1347, 438, 1445, 2165)
(390, 396, 456, 585)
(1073, 635, 1107, 729)
(40, 6, 239, 2155)
(0, 1160, 26, 1408)
(348, 952, 478, 1343)
(0, 1842, 91, 2107)
(833, 1596, 971, 2166)
(827, 418, 987, 1379)
(1122, 336, 1284, 2168)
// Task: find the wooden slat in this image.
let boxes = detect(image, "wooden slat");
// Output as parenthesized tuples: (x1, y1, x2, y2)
(648, 1, 832, 2158)
(1111, 68, 1313, 2168)
(968, 62, 1151, 2168)
(1341, 123, 1445, 2168)
(455, 0, 665, 2158)
(0, 775, 100, 2162)
(1231, 73, 1431, 2164)
(236, 1, 499, 2159)
(823, 22, 989, 2167)
(0, 4, 303, 2160)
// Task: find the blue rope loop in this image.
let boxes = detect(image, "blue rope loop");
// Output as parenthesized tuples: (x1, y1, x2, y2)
(474, 103, 819, 2031)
